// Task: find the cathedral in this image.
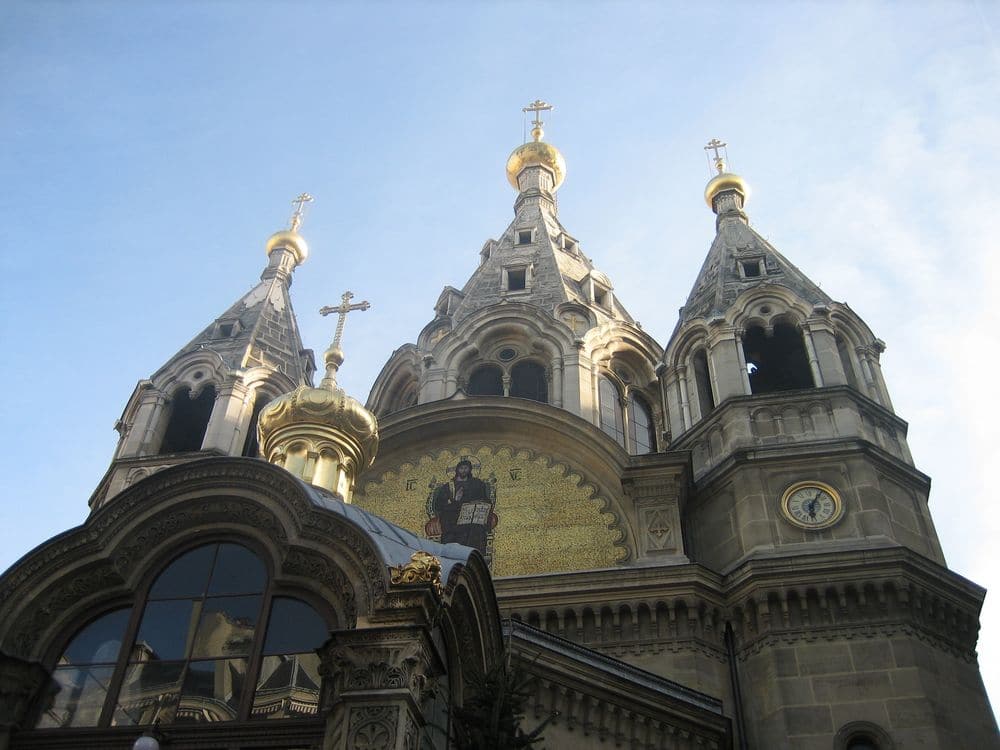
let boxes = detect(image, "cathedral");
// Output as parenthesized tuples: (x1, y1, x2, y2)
(0, 104, 996, 750)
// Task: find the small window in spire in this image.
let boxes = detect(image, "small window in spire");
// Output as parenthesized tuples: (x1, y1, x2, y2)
(517, 229, 533, 245)
(739, 258, 764, 279)
(507, 268, 527, 291)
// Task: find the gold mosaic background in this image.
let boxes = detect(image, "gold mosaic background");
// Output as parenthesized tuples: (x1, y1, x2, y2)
(357, 445, 626, 576)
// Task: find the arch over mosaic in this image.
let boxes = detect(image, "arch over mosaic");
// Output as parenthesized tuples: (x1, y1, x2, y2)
(357, 444, 628, 576)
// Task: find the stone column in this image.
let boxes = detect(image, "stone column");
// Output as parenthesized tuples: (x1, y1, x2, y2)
(203, 378, 250, 453)
(318, 625, 442, 750)
(0, 653, 50, 750)
(707, 324, 750, 401)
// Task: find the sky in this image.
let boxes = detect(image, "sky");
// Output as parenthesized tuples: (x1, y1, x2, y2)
(1, 0, 998, 721)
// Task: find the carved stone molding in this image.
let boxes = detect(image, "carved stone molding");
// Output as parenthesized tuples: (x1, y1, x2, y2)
(319, 626, 441, 706)
(347, 705, 399, 750)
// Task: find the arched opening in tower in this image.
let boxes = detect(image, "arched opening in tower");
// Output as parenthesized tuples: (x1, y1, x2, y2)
(467, 365, 503, 396)
(742, 324, 813, 394)
(160, 385, 216, 454)
(241, 392, 268, 457)
(692, 349, 715, 416)
(510, 361, 548, 403)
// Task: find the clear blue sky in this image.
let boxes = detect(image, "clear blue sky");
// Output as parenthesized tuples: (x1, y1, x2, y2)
(2, 0, 998, 716)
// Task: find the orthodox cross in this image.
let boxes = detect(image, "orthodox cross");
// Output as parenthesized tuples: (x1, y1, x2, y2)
(704, 138, 727, 174)
(320, 291, 371, 348)
(289, 192, 314, 232)
(523, 99, 553, 140)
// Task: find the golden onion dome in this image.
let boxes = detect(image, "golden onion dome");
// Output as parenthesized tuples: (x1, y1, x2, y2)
(704, 172, 749, 209)
(506, 137, 567, 191)
(257, 382, 379, 470)
(265, 229, 309, 266)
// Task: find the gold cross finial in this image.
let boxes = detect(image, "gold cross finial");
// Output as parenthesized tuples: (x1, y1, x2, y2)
(289, 193, 314, 232)
(523, 99, 553, 141)
(320, 291, 371, 350)
(704, 138, 728, 174)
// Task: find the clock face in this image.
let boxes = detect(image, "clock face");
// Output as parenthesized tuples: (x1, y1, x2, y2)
(781, 481, 843, 530)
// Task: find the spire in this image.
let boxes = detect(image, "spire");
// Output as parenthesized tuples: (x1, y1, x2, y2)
(679, 140, 830, 325)
(169, 195, 317, 382)
(257, 291, 378, 501)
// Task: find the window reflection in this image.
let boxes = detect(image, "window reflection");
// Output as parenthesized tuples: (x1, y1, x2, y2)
(175, 659, 247, 723)
(38, 543, 331, 730)
(191, 596, 261, 659)
(252, 654, 322, 719)
(38, 666, 115, 728)
(112, 661, 185, 726)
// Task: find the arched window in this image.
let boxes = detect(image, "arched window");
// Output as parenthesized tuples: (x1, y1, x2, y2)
(160, 385, 216, 454)
(692, 349, 715, 417)
(467, 365, 503, 396)
(37, 542, 329, 729)
(742, 323, 813, 394)
(598, 377, 625, 448)
(510, 361, 547, 403)
(627, 393, 656, 454)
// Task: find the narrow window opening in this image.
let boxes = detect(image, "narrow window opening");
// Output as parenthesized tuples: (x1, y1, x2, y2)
(594, 288, 607, 307)
(160, 385, 216, 454)
(563, 238, 577, 254)
(837, 336, 859, 389)
(468, 365, 503, 396)
(507, 268, 527, 291)
(219, 323, 234, 337)
(693, 349, 715, 416)
(741, 260, 762, 278)
(241, 393, 269, 458)
(598, 377, 625, 448)
(510, 361, 547, 403)
(517, 230, 532, 245)
(627, 393, 656, 455)
(742, 323, 814, 394)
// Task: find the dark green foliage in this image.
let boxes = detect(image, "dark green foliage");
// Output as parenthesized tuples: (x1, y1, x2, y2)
(447, 660, 555, 750)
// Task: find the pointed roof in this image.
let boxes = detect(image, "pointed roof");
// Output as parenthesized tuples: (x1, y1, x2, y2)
(679, 218, 832, 324)
(680, 159, 831, 325)
(450, 115, 633, 326)
(153, 228, 315, 386)
(162, 271, 313, 384)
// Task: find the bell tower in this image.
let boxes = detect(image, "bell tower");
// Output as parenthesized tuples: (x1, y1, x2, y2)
(662, 141, 942, 571)
(89, 196, 318, 508)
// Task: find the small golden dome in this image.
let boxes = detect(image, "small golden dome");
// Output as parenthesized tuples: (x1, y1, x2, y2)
(258, 383, 379, 470)
(704, 172, 749, 209)
(265, 230, 309, 265)
(506, 139, 567, 191)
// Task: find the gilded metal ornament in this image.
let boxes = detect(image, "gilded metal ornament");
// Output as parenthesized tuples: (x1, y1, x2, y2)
(389, 551, 444, 596)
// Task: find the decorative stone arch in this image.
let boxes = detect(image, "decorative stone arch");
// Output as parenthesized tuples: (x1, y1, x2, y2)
(833, 720, 896, 749)
(0, 458, 414, 665)
(724, 284, 815, 332)
(662, 320, 721, 435)
(436, 304, 576, 403)
(367, 344, 422, 417)
(724, 286, 818, 395)
(828, 302, 891, 405)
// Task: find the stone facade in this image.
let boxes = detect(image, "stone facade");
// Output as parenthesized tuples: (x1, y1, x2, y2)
(0, 129, 995, 750)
